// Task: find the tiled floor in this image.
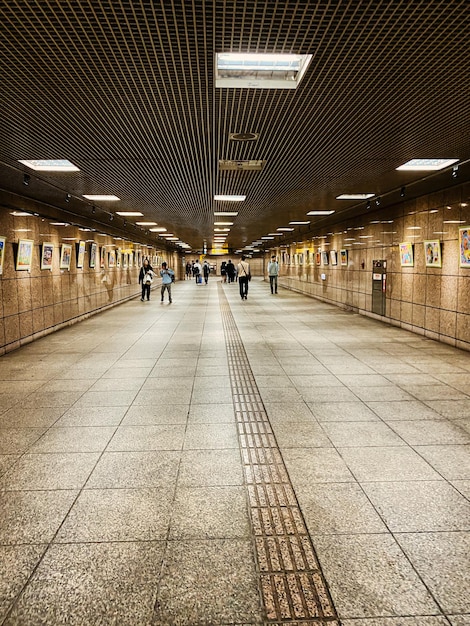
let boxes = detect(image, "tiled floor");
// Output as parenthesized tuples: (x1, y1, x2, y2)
(0, 278, 469, 626)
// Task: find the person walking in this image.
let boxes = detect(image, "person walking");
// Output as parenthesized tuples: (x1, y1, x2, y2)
(202, 260, 210, 284)
(160, 261, 174, 303)
(267, 254, 279, 294)
(138, 258, 154, 301)
(185, 261, 192, 280)
(226, 259, 235, 283)
(237, 255, 251, 300)
(193, 260, 202, 283)
(220, 261, 227, 283)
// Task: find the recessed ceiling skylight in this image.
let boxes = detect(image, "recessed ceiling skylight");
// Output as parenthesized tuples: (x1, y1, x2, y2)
(19, 159, 79, 172)
(83, 195, 120, 201)
(396, 158, 459, 171)
(307, 210, 335, 216)
(216, 53, 312, 90)
(115, 211, 143, 216)
(336, 193, 374, 200)
(214, 195, 246, 201)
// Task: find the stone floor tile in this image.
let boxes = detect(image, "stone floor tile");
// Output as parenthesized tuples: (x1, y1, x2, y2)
(338, 446, 441, 482)
(0, 408, 65, 429)
(56, 487, 173, 542)
(388, 420, 470, 446)
(321, 422, 405, 447)
(122, 404, 189, 425)
(184, 423, 239, 449)
(3, 542, 165, 626)
(88, 377, 146, 391)
(153, 539, 262, 625)
(283, 447, 354, 485)
(313, 534, 440, 619)
(169, 486, 251, 539)
(289, 374, 344, 387)
(0, 490, 78, 544)
(412, 445, 470, 480)
(401, 384, 469, 402)
(299, 482, 387, 535)
(179, 449, 244, 486)
(337, 374, 395, 387)
(451, 479, 470, 499)
(424, 400, 469, 420)
(188, 403, 235, 423)
(341, 618, 449, 625)
(264, 402, 316, 423)
(54, 406, 127, 427)
(0, 428, 46, 454)
(0, 452, 100, 491)
(73, 390, 138, 407)
(190, 385, 234, 404)
(366, 401, 445, 422)
(309, 401, 379, 422)
(449, 617, 470, 626)
(85, 450, 180, 489)
(107, 424, 185, 451)
(363, 481, 470, 532)
(0, 544, 47, 623)
(350, 386, 416, 402)
(396, 531, 470, 614)
(29, 426, 116, 453)
(272, 420, 332, 448)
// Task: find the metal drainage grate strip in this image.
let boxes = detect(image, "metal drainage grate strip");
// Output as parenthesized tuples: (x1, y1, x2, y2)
(218, 285, 340, 625)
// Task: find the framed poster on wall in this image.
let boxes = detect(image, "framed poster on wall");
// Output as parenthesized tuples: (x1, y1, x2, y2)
(100, 246, 106, 268)
(399, 242, 414, 267)
(330, 250, 338, 266)
(0, 236, 6, 275)
(424, 240, 442, 267)
(60, 243, 72, 270)
(41, 242, 54, 270)
(76, 241, 86, 269)
(340, 249, 348, 266)
(89, 243, 97, 268)
(322, 251, 329, 265)
(459, 227, 470, 267)
(16, 239, 34, 271)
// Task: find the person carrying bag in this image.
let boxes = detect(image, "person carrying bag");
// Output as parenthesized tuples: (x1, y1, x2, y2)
(139, 258, 154, 301)
(237, 256, 251, 300)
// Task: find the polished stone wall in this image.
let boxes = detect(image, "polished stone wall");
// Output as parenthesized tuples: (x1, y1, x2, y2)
(269, 183, 470, 351)
(0, 208, 178, 354)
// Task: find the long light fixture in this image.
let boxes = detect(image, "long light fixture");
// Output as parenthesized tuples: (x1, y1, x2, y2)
(214, 195, 246, 201)
(115, 211, 143, 216)
(83, 195, 120, 201)
(396, 158, 459, 171)
(19, 159, 79, 172)
(289, 221, 311, 225)
(136, 222, 158, 226)
(336, 193, 374, 200)
(214, 211, 239, 216)
(307, 210, 335, 216)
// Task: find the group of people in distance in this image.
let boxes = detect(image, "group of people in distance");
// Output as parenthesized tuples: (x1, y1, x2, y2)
(138, 253, 280, 303)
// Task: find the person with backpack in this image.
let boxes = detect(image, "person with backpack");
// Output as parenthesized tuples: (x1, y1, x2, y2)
(202, 261, 211, 284)
(160, 261, 175, 303)
(138, 258, 154, 301)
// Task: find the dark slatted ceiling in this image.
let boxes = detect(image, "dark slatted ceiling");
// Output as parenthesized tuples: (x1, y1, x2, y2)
(0, 0, 469, 251)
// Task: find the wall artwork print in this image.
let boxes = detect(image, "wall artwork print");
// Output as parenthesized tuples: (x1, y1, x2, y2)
(340, 249, 348, 266)
(16, 239, 34, 271)
(100, 246, 106, 268)
(89, 243, 97, 269)
(76, 241, 86, 269)
(41, 242, 54, 270)
(330, 250, 338, 266)
(322, 251, 329, 265)
(459, 227, 470, 267)
(60, 243, 72, 270)
(399, 242, 414, 267)
(315, 250, 321, 265)
(0, 236, 6, 275)
(424, 240, 442, 268)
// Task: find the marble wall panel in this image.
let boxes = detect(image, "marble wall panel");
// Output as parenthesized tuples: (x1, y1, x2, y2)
(456, 313, 470, 345)
(30, 276, 44, 308)
(389, 298, 401, 321)
(412, 304, 425, 329)
(19, 311, 33, 338)
(53, 303, 65, 326)
(41, 274, 54, 307)
(439, 310, 457, 339)
(424, 307, 440, 333)
(401, 302, 412, 324)
(32, 308, 45, 335)
(412, 273, 426, 305)
(440, 275, 458, 311)
(2, 279, 19, 317)
(425, 274, 442, 308)
(43, 305, 54, 330)
(457, 277, 470, 314)
(401, 273, 413, 302)
(16, 276, 32, 313)
(4, 315, 20, 346)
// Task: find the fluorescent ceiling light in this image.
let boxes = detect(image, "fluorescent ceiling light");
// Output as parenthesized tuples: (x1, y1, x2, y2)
(216, 52, 312, 90)
(10, 211, 31, 216)
(19, 159, 79, 172)
(396, 158, 459, 171)
(214, 222, 234, 226)
(336, 193, 374, 200)
(268, 233, 283, 236)
(149, 227, 167, 232)
(115, 211, 143, 216)
(214, 228, 230, 232)
(443, 220, 466, 224)
(307, 210, 335, 216)
(214, 212, 238, 216)
(289, 221, 311, 225)
(277, 227, 294, 231)
(261, 236, 275, 240)
(83, 195, 120, 201)
(136, 222, 157, 226)
(50, 222, 70, 226)
(214, 195, 246, 201)
(167, 237, 178, 241)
